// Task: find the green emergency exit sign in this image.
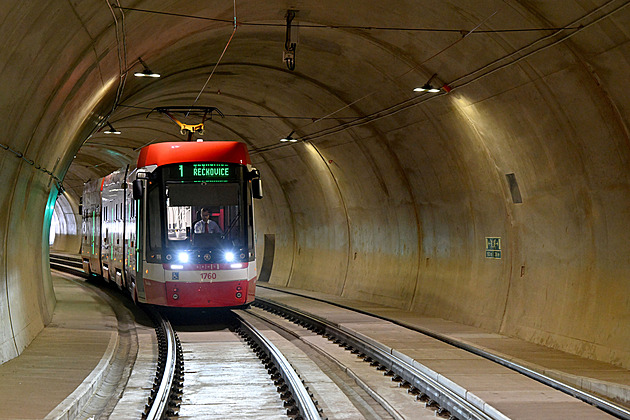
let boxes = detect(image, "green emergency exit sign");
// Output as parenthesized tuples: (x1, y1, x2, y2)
(485, 237, 501, 259)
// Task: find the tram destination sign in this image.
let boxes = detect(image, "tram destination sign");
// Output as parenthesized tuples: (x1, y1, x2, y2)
(169, 163, 236, 181)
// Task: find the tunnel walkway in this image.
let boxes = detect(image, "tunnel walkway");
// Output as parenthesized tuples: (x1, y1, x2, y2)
(0, 273, 118, 419)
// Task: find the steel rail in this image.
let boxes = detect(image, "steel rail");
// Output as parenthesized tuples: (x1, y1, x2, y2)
(235, 312, 322, 420)
(144, 312, 178, 420)
(254, 298, 496, 420)
(258, 286, 630, 420)
(49, 254, 86, 276)
(49, 254, 182, 419)
(49, 254, 83, 268)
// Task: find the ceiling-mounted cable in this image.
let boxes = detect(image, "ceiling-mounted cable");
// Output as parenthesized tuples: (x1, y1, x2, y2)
(77, 0, 129, 151)
(112, 5, 582, 34)
(188, 0, 239, 113)
(277, 8, 499, 142)
(107, 0, 128, 112)
(255, 0, 629, 154)
(450, 0, 629, 90)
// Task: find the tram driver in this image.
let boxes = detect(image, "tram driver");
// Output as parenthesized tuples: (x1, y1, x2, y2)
(194, 207, 222, 235)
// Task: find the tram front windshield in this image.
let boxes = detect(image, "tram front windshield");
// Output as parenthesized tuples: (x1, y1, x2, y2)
(165, 182, 244, 250)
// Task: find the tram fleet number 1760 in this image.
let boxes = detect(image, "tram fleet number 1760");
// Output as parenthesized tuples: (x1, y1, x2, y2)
(81, 141, 263, 308)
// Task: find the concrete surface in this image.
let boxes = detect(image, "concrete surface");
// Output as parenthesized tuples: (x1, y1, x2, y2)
(176, 328, 288, 419)
(257, 285, 627, 418)
(0, 1, 628, 383)
(0, 274, 117, 420)
(258, 284, 630, 409)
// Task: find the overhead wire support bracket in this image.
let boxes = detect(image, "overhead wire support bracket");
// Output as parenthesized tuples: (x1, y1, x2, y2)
(284, 10, 298, 71)
(149, 106, 224, 140)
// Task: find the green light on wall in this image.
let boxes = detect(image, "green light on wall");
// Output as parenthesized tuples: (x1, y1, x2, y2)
(92, 210, 95, 254)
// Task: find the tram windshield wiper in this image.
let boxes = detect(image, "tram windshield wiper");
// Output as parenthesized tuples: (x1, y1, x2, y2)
(224, 214, 240, 237)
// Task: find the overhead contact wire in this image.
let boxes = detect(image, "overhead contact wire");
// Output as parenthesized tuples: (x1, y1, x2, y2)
(112, 5, 580, 33)
(286, 8, 499, 139)
(188, 0, 238, 113)
(255, 0, 626, 152)
(451, 0, 630, 89)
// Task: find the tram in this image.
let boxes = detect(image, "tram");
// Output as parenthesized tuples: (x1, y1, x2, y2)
(81, 141, 262, 307)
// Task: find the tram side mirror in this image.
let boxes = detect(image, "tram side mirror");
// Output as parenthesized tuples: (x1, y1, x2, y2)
(133, 179, 144, 200)
(252, 178, 263, 199)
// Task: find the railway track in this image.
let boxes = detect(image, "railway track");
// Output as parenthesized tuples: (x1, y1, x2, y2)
(142, 309, 184, 420)
(49, 254, 184, 419)
(244, 301, 481, 420)
(49, 253, 83, 271)
(255, 289, 630, 420)
(49, 254, 324, 419)
(50, 253, 630, 419)
(168, 310, 322, 419)
(50, 253, 453, 418)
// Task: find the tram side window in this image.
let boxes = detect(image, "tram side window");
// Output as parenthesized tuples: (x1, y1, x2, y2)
(147, 184, 162, 252)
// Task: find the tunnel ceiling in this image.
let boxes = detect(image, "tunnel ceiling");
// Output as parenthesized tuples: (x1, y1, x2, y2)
(64, 0, 628, 196)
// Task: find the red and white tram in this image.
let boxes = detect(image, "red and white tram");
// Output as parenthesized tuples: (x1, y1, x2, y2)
(81, 141, 262, 307)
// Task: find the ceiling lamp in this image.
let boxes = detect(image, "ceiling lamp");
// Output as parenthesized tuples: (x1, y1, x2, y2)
(413, 73, 444, 93)
(103, 122, 121, 135)
(280, 130, 298, 142)
(413, 84, 441, 93)
(134, 57, 161, 78)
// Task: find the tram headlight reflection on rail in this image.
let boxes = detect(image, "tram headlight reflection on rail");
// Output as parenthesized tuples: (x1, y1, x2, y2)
(178, 252, 190, 263)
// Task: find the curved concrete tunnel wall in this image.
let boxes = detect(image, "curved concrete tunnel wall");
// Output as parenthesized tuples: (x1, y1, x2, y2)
(0, 3, 121, 364)
(249, 10, 630, 368)
(253, 52, 630, 369)
(3, 1, 630, 373)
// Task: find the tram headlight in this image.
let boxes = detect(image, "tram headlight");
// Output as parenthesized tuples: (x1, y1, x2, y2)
(224, 251, 235, 262)
(178, 252, 190, 263)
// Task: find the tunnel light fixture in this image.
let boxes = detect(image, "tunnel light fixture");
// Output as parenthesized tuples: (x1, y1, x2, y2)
(280, 130, 298, 143)
(414, 84, 441, 93)
(103, 122, 121, 135)
(413, 73, 444, 93)
(134, 57, 161, 78)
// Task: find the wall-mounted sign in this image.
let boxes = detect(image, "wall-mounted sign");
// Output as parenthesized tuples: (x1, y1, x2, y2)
(485, 237, 501, 259)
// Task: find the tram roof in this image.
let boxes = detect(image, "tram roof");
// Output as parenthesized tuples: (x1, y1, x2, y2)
(137, 141, 252, 168)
